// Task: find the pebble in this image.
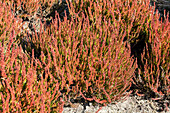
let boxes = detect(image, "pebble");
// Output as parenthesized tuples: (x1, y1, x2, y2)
(62, 94, 169, 113)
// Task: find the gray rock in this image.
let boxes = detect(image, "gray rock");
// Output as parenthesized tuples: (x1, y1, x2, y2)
(150, 0, 170, 21)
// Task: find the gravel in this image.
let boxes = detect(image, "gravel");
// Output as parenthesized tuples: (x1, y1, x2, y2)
(62, 94, 169, 113)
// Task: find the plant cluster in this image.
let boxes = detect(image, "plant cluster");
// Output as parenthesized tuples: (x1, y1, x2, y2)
(0, 0, 169, 112)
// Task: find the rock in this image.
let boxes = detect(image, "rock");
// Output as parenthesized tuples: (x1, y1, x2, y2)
(62, 94, 169, 113)
(11, 0, 70, 57)
(12, 0, 69, 36)
(150, 0, 170, 21)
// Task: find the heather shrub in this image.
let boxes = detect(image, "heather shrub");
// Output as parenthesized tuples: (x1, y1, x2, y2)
(67, 0, 152, 42)
(0, 37, 63, 112)
(132, 11, 170, 100)
(27, 8, 137, 105)
(0, 0, 137, 111)
(0, 0, 169, 112)
(67, 0, 163, 70)
(0, 0, 21, 44)
(66, 0, 170, 101)
(3, 0, 56, 14)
